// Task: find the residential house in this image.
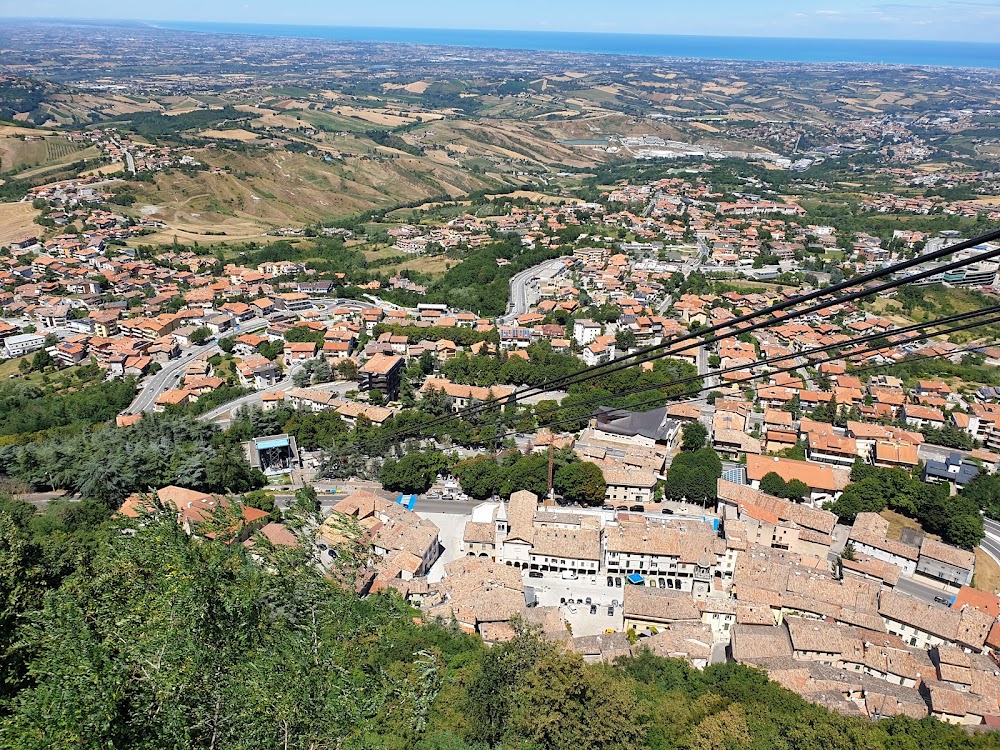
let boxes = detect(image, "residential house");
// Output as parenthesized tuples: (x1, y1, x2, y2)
(358, 354, 404, 401)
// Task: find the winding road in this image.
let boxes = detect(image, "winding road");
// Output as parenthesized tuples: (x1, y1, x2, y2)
(501, 257, 568, 324)
(126, 316, 271, 415)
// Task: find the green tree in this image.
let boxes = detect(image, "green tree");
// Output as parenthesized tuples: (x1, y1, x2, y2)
(381, 451, 450, 494)
(554, 461, 607, 507)
(30, 348, 51, 371)
(243, 489, 279, 521)
(616, 328, 636, 352)
(337, 359, 359, 381)
(499, 453, 550, 499)
(784, 479, 810, 502)
(681, 421, 708, 452)
(311, 357, 333, 384)
(466, 627, 546, 746)
(759, 472, 788, 498)
(507, 648, 643, 750)
(205, 444, 265, 494)
(962, 473, 1000, 519)
(293, 485, 320, 515)
(665, 448, 722, 505)
(454, 459, 502, 501)
(188, 327, 212, 345)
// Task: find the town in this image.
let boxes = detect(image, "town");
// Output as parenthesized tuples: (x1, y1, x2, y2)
(4, 159, 1000, 726)
(2, 15, 1000, 746)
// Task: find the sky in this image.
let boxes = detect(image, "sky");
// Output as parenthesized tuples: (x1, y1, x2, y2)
(0, 0, 997, 42)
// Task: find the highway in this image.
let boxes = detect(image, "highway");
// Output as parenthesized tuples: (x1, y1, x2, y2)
(501, 258, 568, 324)
(981, 517, 1000, 567)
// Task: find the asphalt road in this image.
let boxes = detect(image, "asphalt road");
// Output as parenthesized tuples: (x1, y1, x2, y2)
(127, 316, 271, 414)
(502, 258, 567, 324)
(894, 575, 956, 605)
(981, 536, 1000, 567)
(200, 377, 354, 423)
(980, 518, 1000, 567)
(918, 443, 971, 465)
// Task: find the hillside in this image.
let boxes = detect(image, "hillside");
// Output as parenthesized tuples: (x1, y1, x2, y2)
(0, 501, 995, 750)
(129, 144, 502, 242)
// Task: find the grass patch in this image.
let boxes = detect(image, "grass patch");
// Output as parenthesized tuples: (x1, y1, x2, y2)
(0, 356, 27, 380)
(879, 509, 935, 541)
(974, 548, 1000, 594)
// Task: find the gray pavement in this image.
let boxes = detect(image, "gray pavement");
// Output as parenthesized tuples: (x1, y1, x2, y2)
(525, 569, 625, 636)
(418, 511, 467, 583)
(894, 575, 953, 604)
(501, 258, 567, 324)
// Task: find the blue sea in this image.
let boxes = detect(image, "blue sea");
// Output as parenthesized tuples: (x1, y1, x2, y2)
(150, 22, 1000, 69)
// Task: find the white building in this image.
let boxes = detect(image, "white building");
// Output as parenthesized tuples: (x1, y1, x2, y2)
(4, 333, 46, 359)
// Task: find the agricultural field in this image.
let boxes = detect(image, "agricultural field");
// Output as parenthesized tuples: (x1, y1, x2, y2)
(0, 133, 87, 172)
(0, 201, 40, 245)
(12, 144, 99, 181)
(0, 136, 48, 172)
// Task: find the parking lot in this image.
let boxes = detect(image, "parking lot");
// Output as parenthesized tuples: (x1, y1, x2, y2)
(524, 570, 626, 636)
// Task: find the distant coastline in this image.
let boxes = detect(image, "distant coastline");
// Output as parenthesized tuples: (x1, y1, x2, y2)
(145, 22, 1000, 69)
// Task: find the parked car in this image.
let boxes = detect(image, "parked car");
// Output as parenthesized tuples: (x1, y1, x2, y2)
(934, 595, 950, 605)
(589, 604, 597, 615)
(585, 597, 592, 605)
(590, 576, 597, 585)
(607, 576, 615, 587)
(661, 508, 674, 515)
(629, 504, 644, 512)
(615, 505, 628, 511)
(560, 597, 566, 605)
(561, 570, 578, 580)
(611, 599, 619, 607)
(528, 571, 543, 579)
(569, 604, 577, 613)
(607, 606, 615, 616)
(602, 504, 615, 511)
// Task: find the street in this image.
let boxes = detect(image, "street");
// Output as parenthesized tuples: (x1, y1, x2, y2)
(980, 517, 1000, 569)
(501, 258, 567, 324)
(126, 316, 271, 414)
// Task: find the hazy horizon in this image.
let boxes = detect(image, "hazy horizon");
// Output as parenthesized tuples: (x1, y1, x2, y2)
(0, 0, 995, 43)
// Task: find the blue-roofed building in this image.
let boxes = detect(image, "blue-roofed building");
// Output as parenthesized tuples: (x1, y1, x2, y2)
(922, 453, 979, 490)
(977, 386, 1000, 402)
(247, 434, 301, 476)
(722, 466, 747, 485)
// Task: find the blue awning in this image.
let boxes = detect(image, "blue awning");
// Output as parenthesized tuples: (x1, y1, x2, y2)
(395, 494, 417, 511)
(256, 438, 290, 450)
(626, 573, 645, 585)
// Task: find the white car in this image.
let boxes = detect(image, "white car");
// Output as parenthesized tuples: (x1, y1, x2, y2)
(568, 604, 577, 613)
